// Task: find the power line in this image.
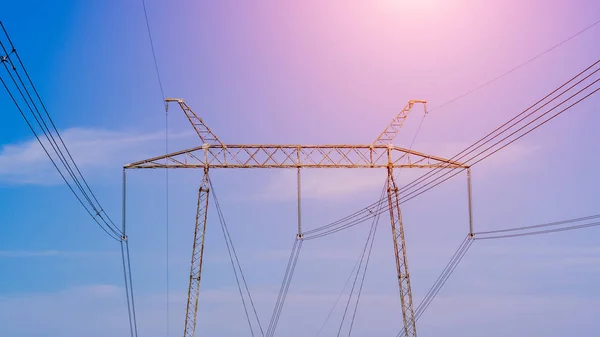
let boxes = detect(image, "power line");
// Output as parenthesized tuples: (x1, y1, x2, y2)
(121, 170, 138, 337)
(0, 21, 141, 337)
(121, 241, 136, 337)
(346, 195, 383, 337)
(304, 59, 599, 238)
(209, 177, 265, 336)
(141, 0, 166, 104)
(139, 1, 170, 334)
(400, 81, 598, 205)
(0, 21, 119, 224)
(475, 213, 600, 235)
(395, 212, 600, 336)
(0, 73, 121, 240)
(266, 236, 303, 337)
(399, 17, 600, 159)
(336, 207, 379, 337)
(0, 21, 123, 240)
(396, 235, 473, 337)
(478, 221, 600, 240)
(305, 40, 600, 239)
(427, 18, 600, 114)
(400, 60, 598, 200)
(474, 214, 600, 240)
(315, 247, 365, 336)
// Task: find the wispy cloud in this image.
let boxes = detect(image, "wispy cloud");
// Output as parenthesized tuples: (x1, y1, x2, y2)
(414, 140, 540, 174)
(0, 126, 539, 190)
(0, 127, 195, 185)
(0, 250, 60, 257)
(1, 283, 597, 337)
(252, 169, 386, 201)
(0, 250, 116, 258)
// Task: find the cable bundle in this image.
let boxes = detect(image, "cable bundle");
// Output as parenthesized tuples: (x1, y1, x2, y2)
(0, 21, 140, 337)
(474, 214, 600, 240)
(304, 58, 600, 239)
(0, 22, 122, 241)
(209, 177, 264, 336)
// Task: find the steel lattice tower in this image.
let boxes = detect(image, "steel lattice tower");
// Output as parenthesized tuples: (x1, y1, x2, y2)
(123, 98, 472, 337)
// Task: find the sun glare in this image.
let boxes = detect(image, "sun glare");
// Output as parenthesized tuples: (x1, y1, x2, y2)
(387, 0, 444, 11)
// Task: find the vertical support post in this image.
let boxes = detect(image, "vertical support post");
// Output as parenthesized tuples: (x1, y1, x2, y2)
(467, 167, 474, 236)
(297, 147, 302, 238)
(183, 168, 210, 337)
(121, 169, 134, 337)
(297, 167, 302, 237)
(121, 169, 139, 337)
(386, 146, 417, 337)
(122, 169, 127, 236)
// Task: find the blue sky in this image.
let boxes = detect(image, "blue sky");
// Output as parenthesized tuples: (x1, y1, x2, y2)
(1, 0, 599, 336)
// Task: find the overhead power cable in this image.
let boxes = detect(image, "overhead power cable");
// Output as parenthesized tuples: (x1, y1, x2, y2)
(335, 208, 379, 337)
(312, 182, 386, 337)
(208, 177, 264, 337)
(396, 234, 473, 337)
(403, 18, 599, 150)
(306, 56, 600, 240)
(315, 247, 365, 337)
(0, 21, 141, 337)
(141, 0, 166, 104)
(336, 182, 386, 337)
(474, 213, 600, 240)
(345, 188, 384, 337)
(394, 212, 600, 337)
(398, 77, 599, 205)
(266, 236, 303, 337)
(397, 61, 599, 217)
(427, 18, 600, 114)
(0, 21, 123, 241)
(138, 1, 170, 334)
(303, 58, 599, 239)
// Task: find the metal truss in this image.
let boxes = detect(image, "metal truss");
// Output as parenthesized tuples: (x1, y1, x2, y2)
(124, 144, 466, 170)
(183, 169, 210, 337)
(124, 98, 470, 337)
(373, 100, 427, 146)
(387, 168, 417, 337)
(166, 98, 225, 147)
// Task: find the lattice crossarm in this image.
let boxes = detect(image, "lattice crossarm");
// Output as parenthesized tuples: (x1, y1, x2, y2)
(124, 144, 467, 169)
(166, 98, 225, 147)
(373, 100, 427, 146)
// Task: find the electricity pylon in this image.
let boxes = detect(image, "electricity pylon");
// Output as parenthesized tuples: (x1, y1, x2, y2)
(124, 98, 470, 337)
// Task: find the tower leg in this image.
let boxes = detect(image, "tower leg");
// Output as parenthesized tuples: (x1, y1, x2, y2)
(183, 169, 210, 337)
(386, 167, 417, 337)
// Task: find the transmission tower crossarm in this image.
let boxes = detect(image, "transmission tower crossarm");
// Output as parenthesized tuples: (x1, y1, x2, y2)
(124, 144, 467, 169)
(373, 100, 427, 146)
(183, 169, 210, 337)
(166, 98, 225, 147)
(119, 98, 479, 337)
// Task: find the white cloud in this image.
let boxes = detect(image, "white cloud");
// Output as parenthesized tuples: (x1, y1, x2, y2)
(0, 127, 195, 185)
(0, 126, 539, 194)
(414, 140, 540, 173)
(0, 250, 116, 258)
(0, 250, 60, 257)
(1, 283, 597, 337)
(250, 169, 385, 201)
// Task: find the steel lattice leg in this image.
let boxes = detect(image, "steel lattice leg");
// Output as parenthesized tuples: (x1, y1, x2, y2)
(183, 169, 210, 337)
(386, 167, 417, 337)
